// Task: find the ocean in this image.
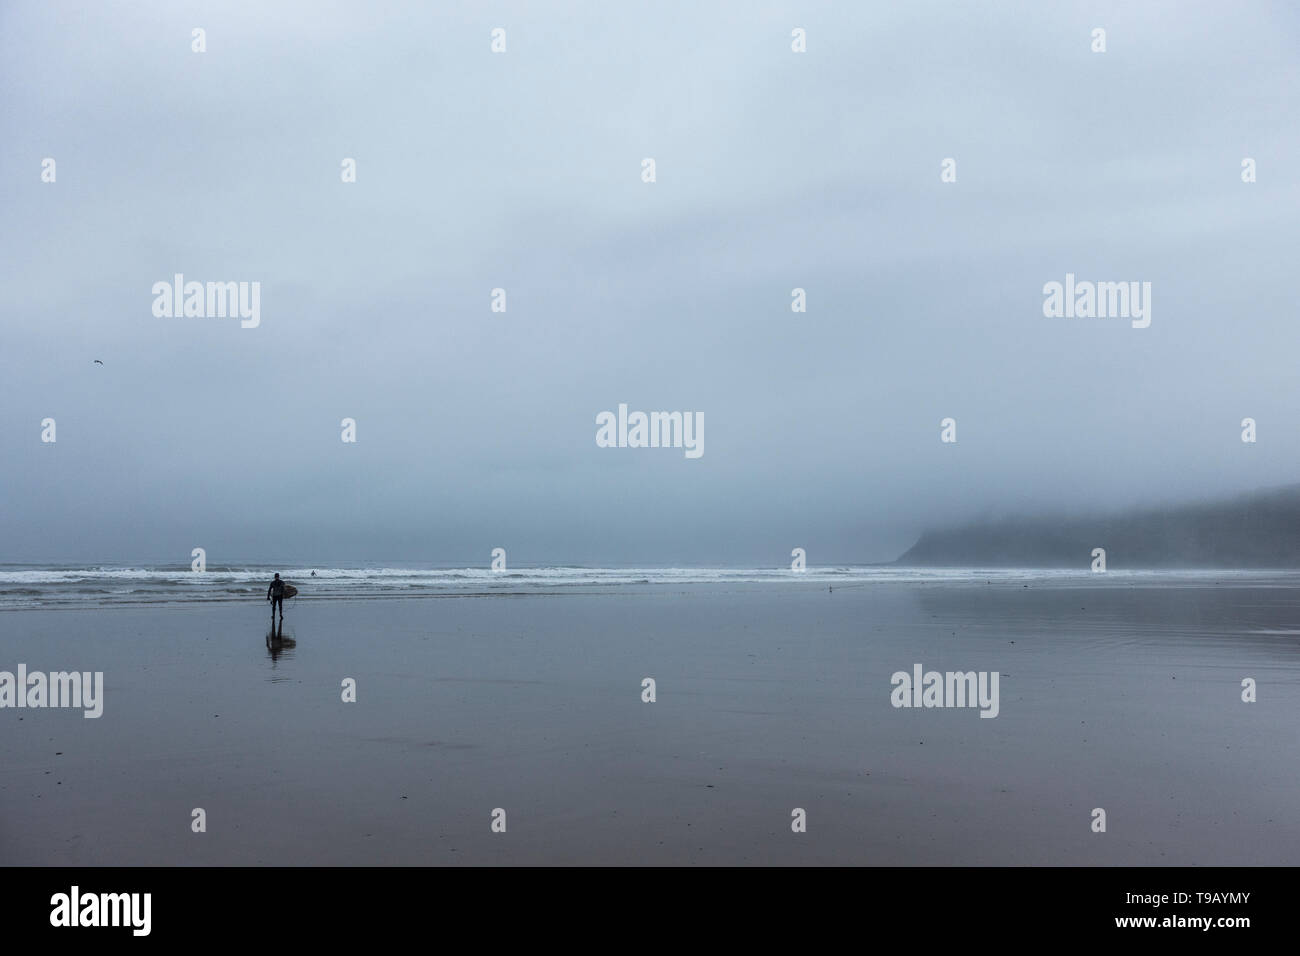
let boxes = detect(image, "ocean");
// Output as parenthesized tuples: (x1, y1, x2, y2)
(1, 564, 1294, 610)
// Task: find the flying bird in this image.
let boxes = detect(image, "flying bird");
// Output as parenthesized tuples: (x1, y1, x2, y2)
(93, 359, 103, 365)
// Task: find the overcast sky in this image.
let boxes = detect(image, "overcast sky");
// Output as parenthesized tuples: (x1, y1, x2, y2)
(2, 1, 1297, 565)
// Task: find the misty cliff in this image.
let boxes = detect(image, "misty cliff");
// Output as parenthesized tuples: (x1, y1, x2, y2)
(895, 485, 1300, 568)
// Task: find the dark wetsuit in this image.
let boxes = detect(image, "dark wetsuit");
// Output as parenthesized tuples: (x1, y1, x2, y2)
(267, 578, 285, 617)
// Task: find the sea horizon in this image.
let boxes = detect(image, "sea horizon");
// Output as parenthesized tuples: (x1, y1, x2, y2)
(3, 561, 1298, 610)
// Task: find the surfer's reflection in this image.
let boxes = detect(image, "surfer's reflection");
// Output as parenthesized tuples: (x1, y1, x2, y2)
(265, 620, 296, 662)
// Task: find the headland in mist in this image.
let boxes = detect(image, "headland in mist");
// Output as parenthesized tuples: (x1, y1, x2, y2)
(896, 484, 1300, 568)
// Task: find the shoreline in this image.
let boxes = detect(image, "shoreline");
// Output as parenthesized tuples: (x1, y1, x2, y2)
(3, 582, 1298, 865)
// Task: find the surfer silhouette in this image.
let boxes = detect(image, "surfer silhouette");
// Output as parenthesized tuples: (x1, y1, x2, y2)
(267, 573, 286, 621)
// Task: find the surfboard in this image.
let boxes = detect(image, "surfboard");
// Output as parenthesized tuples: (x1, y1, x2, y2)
(283, 584, 299, 599)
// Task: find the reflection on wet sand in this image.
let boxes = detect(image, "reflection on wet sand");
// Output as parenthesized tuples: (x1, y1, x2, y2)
(266, 620, 296, 663)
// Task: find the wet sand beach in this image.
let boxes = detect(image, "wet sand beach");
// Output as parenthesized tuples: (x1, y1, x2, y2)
(2, 578, 1298, 865)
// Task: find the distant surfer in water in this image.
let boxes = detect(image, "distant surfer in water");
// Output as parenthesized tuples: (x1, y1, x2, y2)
(267, 573, 286, 621)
